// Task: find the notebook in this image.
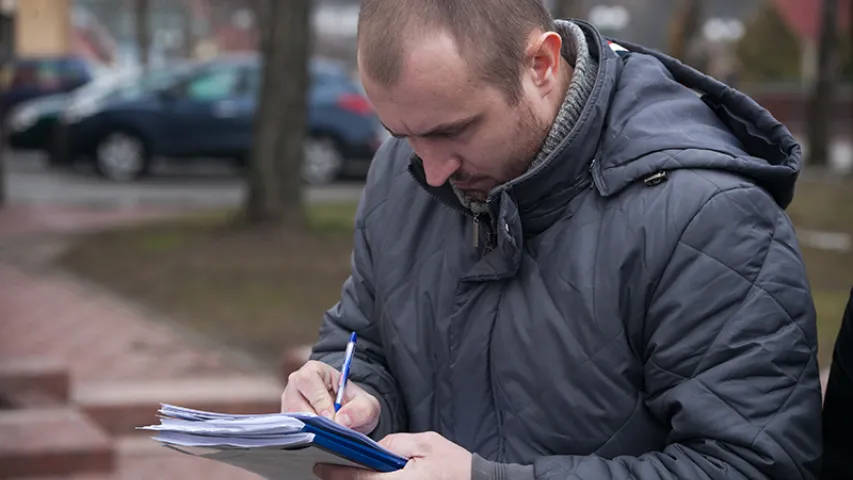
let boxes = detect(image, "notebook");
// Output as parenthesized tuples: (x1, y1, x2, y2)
(139, 404, 409, 479)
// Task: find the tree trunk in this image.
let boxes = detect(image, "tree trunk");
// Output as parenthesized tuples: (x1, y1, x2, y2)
(135, 0, 150, 69)
(806, 0, 840, 168)
(182, 2, 195, 59)
(0, 122, 6, 209)
(552, 0, 584, 21)
(243, 0, 311, 227)
(668, 0, 703, 65)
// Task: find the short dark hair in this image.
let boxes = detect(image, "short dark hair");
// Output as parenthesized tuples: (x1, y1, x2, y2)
(357, 0, 556, 104)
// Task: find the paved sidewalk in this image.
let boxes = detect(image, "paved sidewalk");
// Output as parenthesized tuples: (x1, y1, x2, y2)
(0, 203, 196, 238)
(0, 204, 282, 479)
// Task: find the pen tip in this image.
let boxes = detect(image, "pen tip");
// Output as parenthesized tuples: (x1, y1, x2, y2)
(349, 332, 357, 343)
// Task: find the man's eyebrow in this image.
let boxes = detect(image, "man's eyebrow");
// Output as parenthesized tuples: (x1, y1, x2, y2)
(382, 115, 480, 138)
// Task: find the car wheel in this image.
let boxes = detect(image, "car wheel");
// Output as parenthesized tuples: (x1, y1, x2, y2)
(95, 131, 149, 182)
(302, 137, 343, 185)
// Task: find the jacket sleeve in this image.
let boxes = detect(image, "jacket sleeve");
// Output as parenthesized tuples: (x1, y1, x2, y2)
(308, 187, 407, 440)
(474, 185, 823, 480)
(820, 287, 853, 479)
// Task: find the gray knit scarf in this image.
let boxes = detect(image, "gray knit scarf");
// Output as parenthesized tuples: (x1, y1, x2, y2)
(453, 20, 598, 214)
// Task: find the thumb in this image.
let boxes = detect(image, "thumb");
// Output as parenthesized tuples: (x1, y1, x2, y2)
(378, 433, 433, 458)
(335, 394, 379, 433)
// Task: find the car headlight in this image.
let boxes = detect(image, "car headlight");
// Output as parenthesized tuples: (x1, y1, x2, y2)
(7, 106, 39, 132)
(63, 95, 103, 123)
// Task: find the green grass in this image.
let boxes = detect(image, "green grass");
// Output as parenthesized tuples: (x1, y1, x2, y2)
(56, 202, 359, 367)
(56, 179, 852, 371)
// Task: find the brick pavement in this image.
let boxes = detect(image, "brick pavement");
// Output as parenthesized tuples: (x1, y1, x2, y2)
(0, 204, 182, 239)
(0, 204, 291, 479)
(0, 263, 258, 383)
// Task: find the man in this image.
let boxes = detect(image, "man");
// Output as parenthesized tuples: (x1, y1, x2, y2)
(281, 1, 824, 478)
(821, 287, 853, 479)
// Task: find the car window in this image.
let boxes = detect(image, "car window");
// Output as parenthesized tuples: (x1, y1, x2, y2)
(10, 60, 62, 89)
(185, 67, 240, 101)
(244, 66, 260, 96)
(0, 58, 91, 91)
(61, 59, 91, 85)
(110, 65, 194, 101)
(241, 62, 352, 96)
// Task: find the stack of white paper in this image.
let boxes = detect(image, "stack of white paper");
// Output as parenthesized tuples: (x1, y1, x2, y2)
(139, 404, 407, 480)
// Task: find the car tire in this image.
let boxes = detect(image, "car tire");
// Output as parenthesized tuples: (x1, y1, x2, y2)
(94, 130, 150, 182)
(302, 136, 344, 185)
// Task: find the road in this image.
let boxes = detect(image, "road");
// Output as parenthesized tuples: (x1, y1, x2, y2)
(3, 138, 850, 209)
(4, 151, 365, 208)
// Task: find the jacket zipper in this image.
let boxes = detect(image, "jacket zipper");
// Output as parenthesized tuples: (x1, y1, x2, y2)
(407, 167, 496, 250)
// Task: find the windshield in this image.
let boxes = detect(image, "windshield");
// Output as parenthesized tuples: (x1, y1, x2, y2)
(113, 64, 199, 100)
(72, 67, 140, 99)
(72, 63, 198, 104)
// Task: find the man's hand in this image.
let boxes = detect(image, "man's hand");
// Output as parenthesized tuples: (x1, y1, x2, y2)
(314, 431, 473, 480)
(281, 360, 381, 435)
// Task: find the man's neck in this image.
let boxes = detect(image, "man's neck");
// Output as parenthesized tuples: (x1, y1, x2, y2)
(553, 57, 574, 124)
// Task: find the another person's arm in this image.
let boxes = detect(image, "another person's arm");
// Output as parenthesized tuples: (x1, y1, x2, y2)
(820, 287, 853, 480)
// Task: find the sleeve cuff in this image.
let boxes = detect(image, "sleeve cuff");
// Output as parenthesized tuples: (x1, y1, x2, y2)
(471, 453, 535, 480)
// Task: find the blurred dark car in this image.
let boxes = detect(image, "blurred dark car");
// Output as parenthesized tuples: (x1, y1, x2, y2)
(52, 55, 388, 184)
(0, 55, 97, 119)
(4, 93, 68, 151)
(5, 65, 184, 155)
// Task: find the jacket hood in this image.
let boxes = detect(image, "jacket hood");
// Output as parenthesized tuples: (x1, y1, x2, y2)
(593, 37, 803, 209)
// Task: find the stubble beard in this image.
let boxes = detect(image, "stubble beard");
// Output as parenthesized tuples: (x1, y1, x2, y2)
(458, 100, 552, 204)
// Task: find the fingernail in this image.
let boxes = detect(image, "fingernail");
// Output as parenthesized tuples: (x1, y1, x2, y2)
(337, 413, 351, 427)
(320, 409, 333, 419)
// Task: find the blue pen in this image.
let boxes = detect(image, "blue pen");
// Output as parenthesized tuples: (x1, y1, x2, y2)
(334, 332, 358, 412)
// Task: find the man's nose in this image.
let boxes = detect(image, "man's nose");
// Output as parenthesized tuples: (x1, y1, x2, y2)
(422, 158, 460, 187)
(414, 144, 461, 187)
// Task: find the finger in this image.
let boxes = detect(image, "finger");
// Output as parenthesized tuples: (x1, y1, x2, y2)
(335, 395, 377, 432)
(288, 363, 338, 419)
(281, 379, 316, 413)
(379, 432, 436, 458)
(280, 388, 315, 414)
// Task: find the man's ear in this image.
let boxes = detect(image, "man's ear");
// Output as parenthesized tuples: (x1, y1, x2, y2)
(527, 31, 564, 90)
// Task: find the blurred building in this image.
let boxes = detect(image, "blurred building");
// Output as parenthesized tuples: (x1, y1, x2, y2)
(773, 0, 852, 82)
(0, 0, 257, 68)
(10, 0, 73, 57)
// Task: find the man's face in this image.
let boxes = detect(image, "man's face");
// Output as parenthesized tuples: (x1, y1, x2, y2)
(360, 31, 562, 202)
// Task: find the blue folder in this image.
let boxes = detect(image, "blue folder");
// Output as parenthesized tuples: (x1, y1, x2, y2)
(139, 404, 408, 479)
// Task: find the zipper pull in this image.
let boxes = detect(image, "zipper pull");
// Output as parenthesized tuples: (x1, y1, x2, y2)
(472, 215, 479, 248)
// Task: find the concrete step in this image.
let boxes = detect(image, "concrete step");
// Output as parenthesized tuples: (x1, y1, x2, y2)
(0, 359, 70, 406)
(0, 408, 114, 478)
(114, 436, 261, 479)
(73, 376, 283, 436)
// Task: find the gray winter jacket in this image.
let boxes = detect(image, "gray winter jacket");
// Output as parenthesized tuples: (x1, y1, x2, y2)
(311, 21, 823, 480)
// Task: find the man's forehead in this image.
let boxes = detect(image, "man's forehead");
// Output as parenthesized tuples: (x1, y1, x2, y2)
(359, 31, 505, 138)
(360, 32, 472, 91)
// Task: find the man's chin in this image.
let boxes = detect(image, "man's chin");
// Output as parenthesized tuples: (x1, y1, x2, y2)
(461, 190, 488, 203)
